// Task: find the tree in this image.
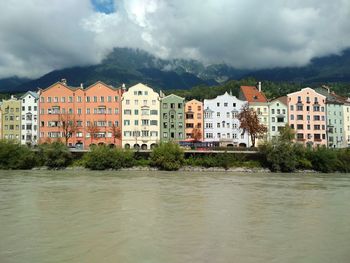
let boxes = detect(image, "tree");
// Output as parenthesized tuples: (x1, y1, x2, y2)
(86, 123, 100, 145)
(279, 124, 295, 142)
(238, 105, 267, 147)
(110, 123, 121, 144)
(59, 113, 79, 146)
(191, 127, 202, 141)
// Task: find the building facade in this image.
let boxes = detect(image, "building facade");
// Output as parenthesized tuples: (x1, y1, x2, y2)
(343, 101, 350, 147)
(204, 92, 249, 147)
(160, 94, 185, 142)
(39, 80, 122, 149)
(315, 87, 345, 148)
(184, 99, 203, 141)
(239, 84, 269, 144)
(287, 87, 327, 147)
(121, 83, 160, 149)
(1, 96, 21, 142)
(268, 96, 288, 140)
(20, 91, 39, 146)
(84, 82, 123, 147)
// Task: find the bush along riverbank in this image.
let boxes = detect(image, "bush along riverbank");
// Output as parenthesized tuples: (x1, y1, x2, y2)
(1, 139, 350, 173)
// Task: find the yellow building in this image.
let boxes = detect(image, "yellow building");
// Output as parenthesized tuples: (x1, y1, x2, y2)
(121, 83, 160, 149)
(1, 96, 21, 142)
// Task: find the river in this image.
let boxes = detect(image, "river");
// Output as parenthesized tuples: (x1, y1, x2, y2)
(0, 170, 350, 263)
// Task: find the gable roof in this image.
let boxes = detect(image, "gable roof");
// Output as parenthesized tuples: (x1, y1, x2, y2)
(271, 96, 288, 105)
(84, 81, 120, 91)
(240, 86, 267, 103)
(161, 93, 185, 101)
(21, 91, 39, 99)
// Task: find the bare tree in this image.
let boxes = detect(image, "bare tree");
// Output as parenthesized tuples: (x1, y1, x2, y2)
(238, 105, 267, 147)
(109, 123, 121, 144)
(191, 127, 202, 141)
(86, 123, 100, 145)
(59, 113, 79, 146)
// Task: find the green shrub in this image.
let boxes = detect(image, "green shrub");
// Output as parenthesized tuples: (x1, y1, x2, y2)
(337, 149, 350, 172)
(38, 142, 72, 169)
(259, 141, 297, 172)
(308, 147, 340, 173)
(83, 146, 134, 170)
(150, 142, 184, 170)
(0, 140, 37, 169)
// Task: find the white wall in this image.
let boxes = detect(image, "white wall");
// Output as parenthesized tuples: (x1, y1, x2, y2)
(204, 92, 249, 147)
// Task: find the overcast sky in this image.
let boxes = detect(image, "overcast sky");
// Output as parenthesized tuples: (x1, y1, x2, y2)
(0, 0, 350, 78)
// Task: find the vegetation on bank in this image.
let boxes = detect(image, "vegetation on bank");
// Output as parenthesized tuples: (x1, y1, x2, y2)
(1, 139, 350, 173)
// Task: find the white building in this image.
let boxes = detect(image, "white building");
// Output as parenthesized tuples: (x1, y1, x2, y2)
(269, 96, 288, 140)
(20, 91, 39, 146)
(121, 83, 160, 149)
(204, 92, 249, 147)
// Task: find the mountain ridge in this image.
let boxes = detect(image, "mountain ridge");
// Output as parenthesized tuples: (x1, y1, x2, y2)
(1, 47, 350, 93)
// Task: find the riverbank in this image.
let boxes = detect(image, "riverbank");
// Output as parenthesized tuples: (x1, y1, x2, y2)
(1, 140, 350, 173)
(29, 165, 323, 174)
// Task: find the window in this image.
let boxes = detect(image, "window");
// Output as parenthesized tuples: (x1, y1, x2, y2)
(86, 96, 90, 102)
(217, 102, 220, 107)
(134, 109, 139, 115)
(290, 105, 294, 111)
(297, 115, 303, 120)
(297, 124, 303, 130)
(124, 120, 130, 126)
(224, 102, 228, 107)
(124, 110, 131, 115)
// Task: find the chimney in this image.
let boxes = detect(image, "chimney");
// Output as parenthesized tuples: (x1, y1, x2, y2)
(122, 83, 126, 91)
(61, 78, 67, 85)
(80, 83, 84, 89)
(10, 95, 15, 100)
(258, 81, 262, 92)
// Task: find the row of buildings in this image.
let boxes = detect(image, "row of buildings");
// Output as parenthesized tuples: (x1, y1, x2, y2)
(1, 79, 350, 149)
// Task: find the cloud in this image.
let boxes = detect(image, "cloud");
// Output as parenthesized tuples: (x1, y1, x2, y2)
(0, 0, 350, 78)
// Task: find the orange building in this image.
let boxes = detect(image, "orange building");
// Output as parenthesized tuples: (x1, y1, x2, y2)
(38, 80, 123, 149)
(184, 99, 203, 141)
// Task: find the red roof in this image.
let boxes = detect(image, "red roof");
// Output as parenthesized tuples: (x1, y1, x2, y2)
(240, 86, 267, 103)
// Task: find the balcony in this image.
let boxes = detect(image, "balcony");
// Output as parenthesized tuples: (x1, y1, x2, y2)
(296, 138, 305, 142)
(314, 138, 322, 142)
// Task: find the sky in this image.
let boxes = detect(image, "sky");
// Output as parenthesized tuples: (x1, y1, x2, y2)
(0, 0, 350, 79)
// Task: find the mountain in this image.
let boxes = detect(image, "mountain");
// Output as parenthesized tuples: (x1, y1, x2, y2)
(243, 49, 350, 83)
(2, 47, 350, 93)
(11, 48, 241, 92)
(0, 76, 32, 92)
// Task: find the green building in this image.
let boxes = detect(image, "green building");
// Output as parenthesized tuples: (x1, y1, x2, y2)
(1, 96, 21, 142)
(160, 94, 185, 142)
(315, 86, 346, 148)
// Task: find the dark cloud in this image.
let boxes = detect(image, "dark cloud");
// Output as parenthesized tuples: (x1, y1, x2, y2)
(0, 0, 349, 78)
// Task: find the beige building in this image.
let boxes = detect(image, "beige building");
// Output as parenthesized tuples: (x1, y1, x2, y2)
(343, 101, 350, 147)
(239, 84, 269, 145)
(1, 96, 21, 142)
(121, 83, 160, 149)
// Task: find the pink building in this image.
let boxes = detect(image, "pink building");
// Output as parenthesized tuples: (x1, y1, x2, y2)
(287, 87, 327, 147)
(38, 80, 123, 149)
